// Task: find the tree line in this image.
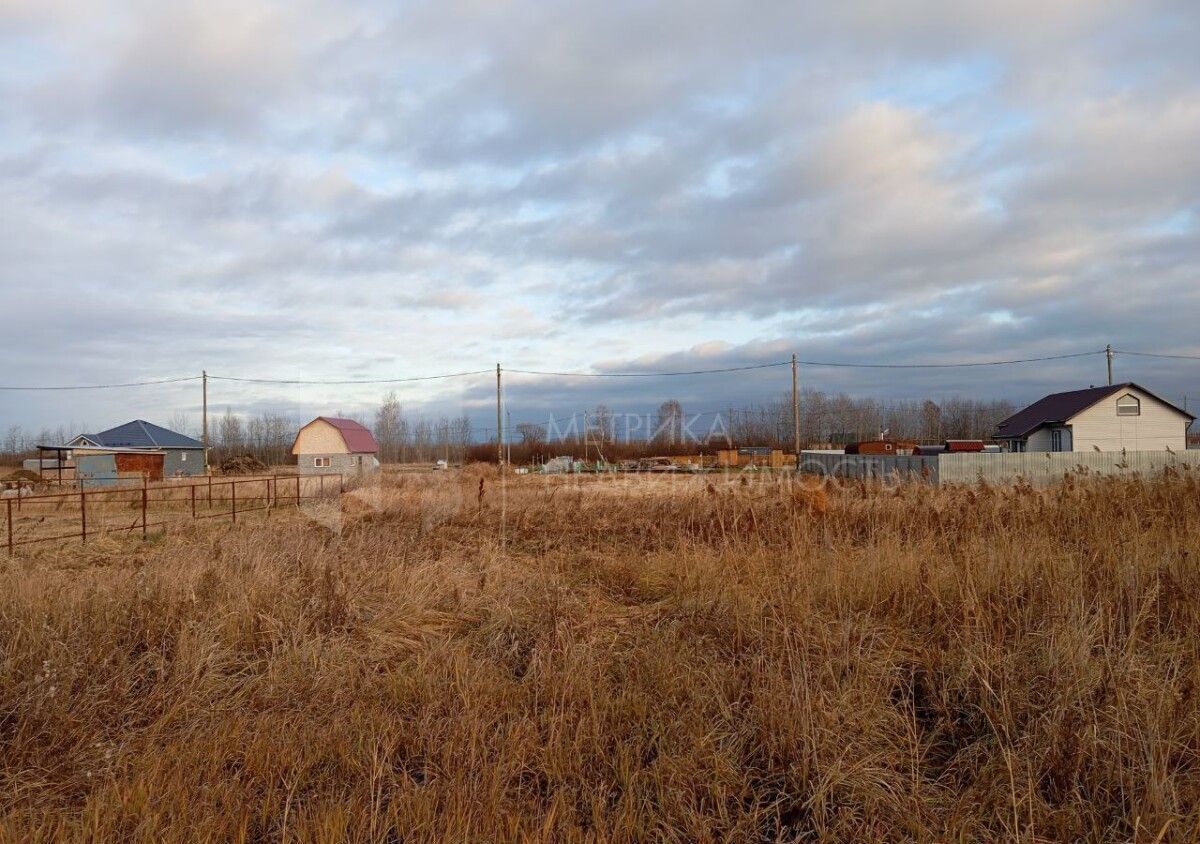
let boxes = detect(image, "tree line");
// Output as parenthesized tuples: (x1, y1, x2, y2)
(2, 390, 1017, 467)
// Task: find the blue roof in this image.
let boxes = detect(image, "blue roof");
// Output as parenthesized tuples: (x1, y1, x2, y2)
(86, 420, 205, 450)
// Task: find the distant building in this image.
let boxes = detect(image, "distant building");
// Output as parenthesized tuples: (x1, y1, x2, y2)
(994, 383, 1194, 453)
(69, 420, 205, 476)
(291, 417, 380, 477)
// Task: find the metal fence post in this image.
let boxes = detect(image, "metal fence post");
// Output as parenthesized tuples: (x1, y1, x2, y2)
(231, 480, 237, 524)
(141, 486, 147, 539)
(295, 475, 301, 506)
(190, 483, 196, 519)
(6, 498, 12, 555)
(208, 474, 213, 508)
(80, 490, 87, 544)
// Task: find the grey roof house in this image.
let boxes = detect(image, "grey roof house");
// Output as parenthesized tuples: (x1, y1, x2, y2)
(69, 420, 206, 476)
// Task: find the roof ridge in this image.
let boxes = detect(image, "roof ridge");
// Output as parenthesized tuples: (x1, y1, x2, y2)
(135, 419, 156, 446)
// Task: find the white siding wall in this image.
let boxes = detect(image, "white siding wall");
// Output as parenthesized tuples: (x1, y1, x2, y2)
(1068, 387, 1189, 452)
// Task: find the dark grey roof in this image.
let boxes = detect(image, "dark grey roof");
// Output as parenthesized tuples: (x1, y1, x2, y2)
(994, 383, 1195, 439)
(85, 420, 205, 450)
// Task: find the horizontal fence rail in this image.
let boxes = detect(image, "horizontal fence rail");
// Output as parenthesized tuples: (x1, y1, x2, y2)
(5, 473, 345, 555)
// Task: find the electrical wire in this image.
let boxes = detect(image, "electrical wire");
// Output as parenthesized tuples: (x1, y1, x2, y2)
(506, 361, 792, 377)
(207, 369, 493, 386)
(0, 347, 1161, 392)
(1114, 349, 1200, 361)
(507, 350, 1104, 377)
(793, 350, 1105, 369)
(0, 375, 201, 391)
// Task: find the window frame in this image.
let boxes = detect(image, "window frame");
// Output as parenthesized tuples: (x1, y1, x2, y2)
(1116, 394, 1141, 417)
(313, 456, 331, 468)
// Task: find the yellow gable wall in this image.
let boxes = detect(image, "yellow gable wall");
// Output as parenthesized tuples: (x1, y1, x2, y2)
(292, 419, 349, 455)
(1069, 387, 1190, 452)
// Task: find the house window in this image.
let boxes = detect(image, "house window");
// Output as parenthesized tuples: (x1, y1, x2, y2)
(1011, 440, 1026, 453)
(1051, 429, 1065, 452)
(180, 453, 187, 462)
(1117, 394, 1141, 416)
(314, 457, 331, 468)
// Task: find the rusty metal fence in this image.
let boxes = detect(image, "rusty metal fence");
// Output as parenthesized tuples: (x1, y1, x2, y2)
(4, 473, 344, 554)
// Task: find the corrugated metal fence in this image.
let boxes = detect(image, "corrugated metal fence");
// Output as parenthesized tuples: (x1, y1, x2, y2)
(800, 450, 1200, 486)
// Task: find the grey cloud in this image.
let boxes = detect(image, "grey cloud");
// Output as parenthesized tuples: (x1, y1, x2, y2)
(2, 0, 1199, 431)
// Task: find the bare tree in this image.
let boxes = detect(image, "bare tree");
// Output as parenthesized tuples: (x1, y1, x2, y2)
(374, 391, 404, 463)
(654, 399, 685, 447)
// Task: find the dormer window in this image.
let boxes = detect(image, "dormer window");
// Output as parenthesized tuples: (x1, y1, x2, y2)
(1116, 394, 1141, 416)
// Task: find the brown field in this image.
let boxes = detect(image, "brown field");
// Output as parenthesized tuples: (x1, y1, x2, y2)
(2, 468, 1199, 842)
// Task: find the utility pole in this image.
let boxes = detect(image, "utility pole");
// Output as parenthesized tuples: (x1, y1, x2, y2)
(791, 353, 800, 471)
(202, 370, 209, 472)
(495, 363, 503, 468)
(1106, 344, 1114, 386)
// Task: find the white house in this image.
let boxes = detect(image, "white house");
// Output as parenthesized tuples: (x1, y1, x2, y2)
(291, 417, 380, 476)
(994, 383, 1194, 453)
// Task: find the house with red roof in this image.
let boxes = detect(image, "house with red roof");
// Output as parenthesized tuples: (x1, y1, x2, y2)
(291, 417, 380, 477)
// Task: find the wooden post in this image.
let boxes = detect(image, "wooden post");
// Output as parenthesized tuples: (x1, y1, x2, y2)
(496, 363, 503, 468)
(208, 474, 213, 508)
(80, 490, 87, 544)
(190, 483, 196, 519)
(7, 498, 12, 556)
(231, 480, 237, 524)
(141, 486, 147, 539)
(792, 353, 801, 472)
(202, 370, 209, 472)
(295, 474, 301, 506)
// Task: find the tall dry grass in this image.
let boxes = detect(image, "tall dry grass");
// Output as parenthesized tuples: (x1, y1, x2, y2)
(2, 468, 1199, 842)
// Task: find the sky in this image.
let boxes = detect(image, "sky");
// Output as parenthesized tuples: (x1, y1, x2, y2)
(1, 0, 1198, 435)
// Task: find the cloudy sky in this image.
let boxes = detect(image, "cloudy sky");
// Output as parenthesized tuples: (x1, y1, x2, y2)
(1, 0, 1198, 433)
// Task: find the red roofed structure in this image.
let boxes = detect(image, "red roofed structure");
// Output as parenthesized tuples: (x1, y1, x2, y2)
(317, 417, 380, 453)
(291, 416, 380, 477)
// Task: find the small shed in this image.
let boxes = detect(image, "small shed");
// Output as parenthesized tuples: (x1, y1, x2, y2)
(291, 417, 380, 477)
(845, 440, 918, 456)
(36, 445, 165, 487)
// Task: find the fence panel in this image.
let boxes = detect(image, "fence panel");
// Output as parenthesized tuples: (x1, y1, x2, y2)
(5, 473, 344, 554)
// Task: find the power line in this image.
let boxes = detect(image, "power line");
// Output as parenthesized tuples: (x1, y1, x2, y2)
(207, 369, 493, 386)
(1114, 349, 1200, 361)
(0, 347, 1171, 392)
(0, 375, 201, 392)
(507, 361, 792, 377)
(791, 350, 1106, 369)
(507, 350, 1105, 377)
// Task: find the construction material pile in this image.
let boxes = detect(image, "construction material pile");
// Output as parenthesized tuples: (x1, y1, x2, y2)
(218, 454, 269, 475)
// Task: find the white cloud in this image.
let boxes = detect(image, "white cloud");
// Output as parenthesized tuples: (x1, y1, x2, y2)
(1, 0, 1198, 428)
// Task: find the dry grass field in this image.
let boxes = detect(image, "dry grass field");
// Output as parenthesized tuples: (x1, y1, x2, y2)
(2, 468, 1199, 842)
